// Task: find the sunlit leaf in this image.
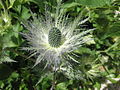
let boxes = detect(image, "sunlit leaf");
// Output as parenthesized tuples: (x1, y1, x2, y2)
(76, 0, 113, 8)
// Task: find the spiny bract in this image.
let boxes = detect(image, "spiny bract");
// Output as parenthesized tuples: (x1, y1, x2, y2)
(22, 2, 94, 68)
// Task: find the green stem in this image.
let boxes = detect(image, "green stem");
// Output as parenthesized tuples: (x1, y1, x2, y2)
(51, 67, 57, 90)
(105, 41, 120, 52)
(102, 64, 109, 75)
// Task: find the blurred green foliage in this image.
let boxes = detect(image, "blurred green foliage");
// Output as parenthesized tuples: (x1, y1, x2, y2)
(0, 0, 120, 90)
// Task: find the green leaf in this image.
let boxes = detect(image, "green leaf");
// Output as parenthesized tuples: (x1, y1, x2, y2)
(2, 31, 18, 48)
(76, 0, 113, 8)
(61, 2, 79, 9)
(0, 56, 16, 63)
(102, 22, 120, 39)
(21, 6, 31, 19)
(107, 78, 118, 83)
(60, 2, 80, 13)
(74, 47, 92, 54)
(56, 83, 68, 90)
(10, 72, 19, 78)
(94, 82, 101, 89)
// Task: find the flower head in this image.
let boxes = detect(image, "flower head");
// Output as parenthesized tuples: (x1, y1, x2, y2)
(22, 2, 94, 68)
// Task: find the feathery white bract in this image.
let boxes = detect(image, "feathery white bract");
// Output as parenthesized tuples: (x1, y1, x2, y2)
(22, 3, 94, 68)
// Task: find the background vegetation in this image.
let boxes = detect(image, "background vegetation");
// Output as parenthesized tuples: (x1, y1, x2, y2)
(0, 0, 120, 89)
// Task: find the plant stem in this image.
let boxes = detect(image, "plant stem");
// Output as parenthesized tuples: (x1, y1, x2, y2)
(51, 67, 57, 90)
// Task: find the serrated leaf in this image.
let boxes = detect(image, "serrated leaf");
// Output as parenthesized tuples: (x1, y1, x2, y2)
(2, 32, 18, 48)
(21, 6, 31, 19)
(0, 56, 16, 63)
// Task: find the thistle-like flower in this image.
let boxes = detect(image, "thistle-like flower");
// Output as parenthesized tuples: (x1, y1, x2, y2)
(22, 2, 94, 68)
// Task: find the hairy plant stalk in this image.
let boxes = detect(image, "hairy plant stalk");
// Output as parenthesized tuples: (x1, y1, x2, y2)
(51, 69, 57, 90)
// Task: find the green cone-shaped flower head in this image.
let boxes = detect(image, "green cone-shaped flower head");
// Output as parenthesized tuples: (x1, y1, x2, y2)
(48, 27, 62, 48)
